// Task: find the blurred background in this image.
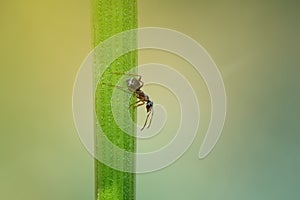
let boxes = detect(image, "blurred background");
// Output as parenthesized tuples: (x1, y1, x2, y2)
(0, 0, 299, 199)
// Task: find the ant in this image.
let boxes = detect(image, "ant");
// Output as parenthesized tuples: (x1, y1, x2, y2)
(103, 72, 154, 131)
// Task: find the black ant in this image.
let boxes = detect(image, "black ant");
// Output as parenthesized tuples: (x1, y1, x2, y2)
(103, 72, 154, 131)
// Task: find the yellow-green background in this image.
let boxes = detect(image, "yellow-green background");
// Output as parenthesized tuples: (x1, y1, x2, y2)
(1, 0, 299, 199)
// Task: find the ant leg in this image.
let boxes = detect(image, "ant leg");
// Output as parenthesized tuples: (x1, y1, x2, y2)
(141, 111, 151, 131)
(147, 108, 154, 129)
(111, 72, 142, 81)
(101, 82, 132, 94)
(127, 73, 142, 81)
(133, 101, 145, 108)
(129, 100, 142, 108)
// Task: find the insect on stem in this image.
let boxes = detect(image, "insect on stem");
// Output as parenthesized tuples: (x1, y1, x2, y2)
(103, 73, 154, 131)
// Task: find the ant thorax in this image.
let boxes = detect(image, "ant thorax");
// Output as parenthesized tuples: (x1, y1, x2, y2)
(126, 77, 142, 92)
(135, 90, 149, 101)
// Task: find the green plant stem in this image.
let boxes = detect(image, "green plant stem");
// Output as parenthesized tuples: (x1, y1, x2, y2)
(91, 0, 137, 199)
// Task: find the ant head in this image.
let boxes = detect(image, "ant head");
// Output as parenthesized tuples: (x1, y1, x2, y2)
(146, 100, 153, 112)
(126, 77, 142, 91)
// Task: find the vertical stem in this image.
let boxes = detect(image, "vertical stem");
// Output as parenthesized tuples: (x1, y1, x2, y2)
(91, 0, 137, 200)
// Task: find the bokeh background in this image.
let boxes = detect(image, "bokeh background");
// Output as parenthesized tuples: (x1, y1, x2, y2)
(1, 0, 299, 199)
